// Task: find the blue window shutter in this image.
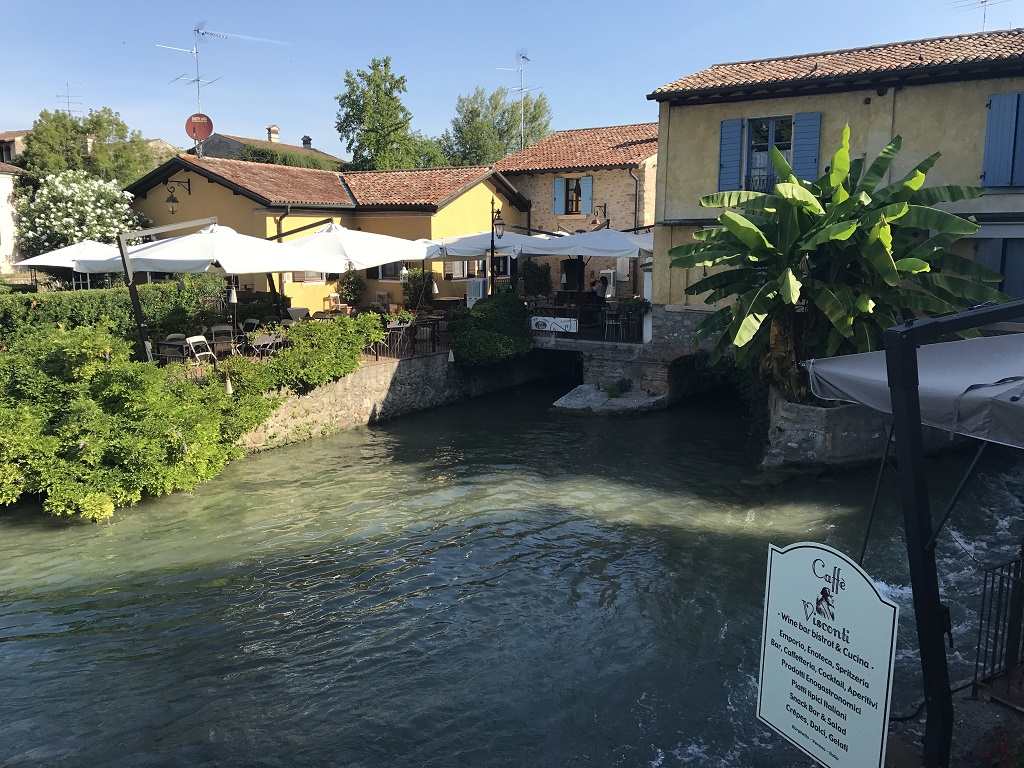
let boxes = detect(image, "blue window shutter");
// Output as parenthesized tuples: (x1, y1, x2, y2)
(580, 176, 593, 214)
(718, 119, 743, 191)
(1012, 96, 1024, 186)
(791, 112, 822, 180)
(983, 93, 1018, 187)
(553, 177, 566, 214)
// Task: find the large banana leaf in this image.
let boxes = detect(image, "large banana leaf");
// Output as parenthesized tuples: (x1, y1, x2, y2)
(919, 273, 1008, 304)
(670, 250, 744, 269)
(699, 190, 767, 208)
(720, 211, 774, 252)
(909, 185, 983, 205)
(770, 146, 797, 184)
(686, 268, 758, 296)
(798, 220, 858, 250)
(779, 268, 802, 304)
(857, 136, 902, 192)
(774, 182, 825, 215)
(828, 124, 851, 190)
(922, 250, 1004, 283)
(732, 284, 777, 347)
(894, 257, 931, 274)
(894, 205, 979, 235)
(809, 284, 854, 338)
(863, 221, 900, 286)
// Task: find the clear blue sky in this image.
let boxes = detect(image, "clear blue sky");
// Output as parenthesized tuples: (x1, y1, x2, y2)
(4, 0, 1018, 159)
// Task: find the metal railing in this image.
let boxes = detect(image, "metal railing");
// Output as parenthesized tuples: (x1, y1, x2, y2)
(974, 547, 1024, 694)
(366, 318, 449, 361)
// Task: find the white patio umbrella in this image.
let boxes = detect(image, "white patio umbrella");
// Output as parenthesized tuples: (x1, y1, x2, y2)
(279, 223, 439, 271)
(521, 228, 652, 259)
(15, 240, 120, 271)
(436, 230, 549, 258)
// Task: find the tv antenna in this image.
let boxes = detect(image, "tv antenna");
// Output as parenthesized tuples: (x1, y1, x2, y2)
(950, 0, 1012, 30)
(56, 81, 84, 116)
(157, 22, 286, 114)
(498, 49, 540, 152)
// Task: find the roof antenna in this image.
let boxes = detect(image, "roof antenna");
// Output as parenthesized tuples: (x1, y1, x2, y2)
(56, 81, 84, 116)
(498, 49, 540, 152)
(950, 0, 1012, 31)
(157, 22, 287, 118)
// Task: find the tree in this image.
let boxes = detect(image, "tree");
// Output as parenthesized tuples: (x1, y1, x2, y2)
(15, 170, 144, 258)
(335, 57, 418, 170)
(19, 108, 155, 184)
(670, 126, 1007, 401)
(409, 132, 448, 168)
(440, 87, 551, 165)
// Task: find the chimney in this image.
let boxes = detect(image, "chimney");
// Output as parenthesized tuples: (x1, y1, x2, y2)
(301, 135, 312, 149)
(266, 124, 280, 143)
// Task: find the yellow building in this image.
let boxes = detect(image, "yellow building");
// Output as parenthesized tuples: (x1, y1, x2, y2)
(647, 28, 1024, 322)
(126, 155, 529, 310)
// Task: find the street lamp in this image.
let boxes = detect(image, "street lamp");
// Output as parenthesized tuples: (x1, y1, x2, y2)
(490, 199, 505, 295)
(165, 190, 179, 215)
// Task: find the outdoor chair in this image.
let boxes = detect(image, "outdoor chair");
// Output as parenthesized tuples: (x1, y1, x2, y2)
(184, 335, 217, 367)
(604, 308, 624, 342)
(249, 333, 283, 359)
(210, 324, 236, 358)
(156, 334, 187, 365)
(287, 307, 310, 321)
(324, 293, 342, 311)
(241, 318, 261, 333)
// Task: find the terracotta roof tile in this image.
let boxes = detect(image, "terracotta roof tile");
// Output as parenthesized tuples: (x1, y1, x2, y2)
(340, 165, 493, 208)
(495, 123, 658, 173)
(649, 28, 1024, 101)
(218, 133, 340, 162)
(178, 155, 354, 207)
(0, 162, 23, 175)
(0, 130, 30, 142)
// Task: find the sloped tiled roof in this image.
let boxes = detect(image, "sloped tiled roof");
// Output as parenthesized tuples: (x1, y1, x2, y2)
(495, 123, 658, 173)
(649, 28, 1024, 102)
(0, 162, 23, 175)
(0, 130, 29, 142)
(128, 156, 528, 212)
(341, 165, 493, 208)
(175, 154, 354, 207)
(218, 133, 340, 162)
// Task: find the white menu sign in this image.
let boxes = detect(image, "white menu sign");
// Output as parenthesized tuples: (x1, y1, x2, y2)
(757, 542, 898, 768)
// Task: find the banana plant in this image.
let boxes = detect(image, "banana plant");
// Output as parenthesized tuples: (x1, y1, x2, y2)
(670, 125, 1007, 399)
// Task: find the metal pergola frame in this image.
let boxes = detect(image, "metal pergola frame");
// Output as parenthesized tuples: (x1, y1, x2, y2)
(882, 297, 1024, 768)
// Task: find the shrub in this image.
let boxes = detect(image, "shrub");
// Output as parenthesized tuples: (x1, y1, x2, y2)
(450, 292, 532, 366)
(0, 314, 385, 521)
(0, 274, 278, 341)
(15, 169, 144, 258)
(238, 144, 338, 170)
(402, 268, 433, 309)
(337, 267, 365, 306)
(520, 259, 552, 296)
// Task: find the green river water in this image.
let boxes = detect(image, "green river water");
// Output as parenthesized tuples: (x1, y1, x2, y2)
(1, 382, 1022, 767)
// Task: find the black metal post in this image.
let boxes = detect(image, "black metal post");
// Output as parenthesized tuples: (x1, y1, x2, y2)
(884, 326, 953, 767)
(117, 235, 150, 362)
(1006, 549, 1024, 675)
(489, 198, 496, 296)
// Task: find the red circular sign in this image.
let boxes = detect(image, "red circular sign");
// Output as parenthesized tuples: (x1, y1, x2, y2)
(185, 113, 213, 142)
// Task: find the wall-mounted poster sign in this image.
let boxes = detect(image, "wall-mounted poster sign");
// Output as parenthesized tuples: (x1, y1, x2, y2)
(757, 542, 898, 768)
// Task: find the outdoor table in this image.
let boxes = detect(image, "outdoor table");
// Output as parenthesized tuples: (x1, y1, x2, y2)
(249, 333, 284, 358)
(155, 339, 187, 364)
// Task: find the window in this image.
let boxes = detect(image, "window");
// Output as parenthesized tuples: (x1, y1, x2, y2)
(443, 260, 485, 280)
(565, 178, 582, 214)
(291, 271, 324, 282)
(0, 142, 12, 163)
(365, 262, 405, 280)
(493, 256, 509, 276)
(982, 92, 1024, 187)
(976, 238, 1024, 298)
(745, 116, 792, 192)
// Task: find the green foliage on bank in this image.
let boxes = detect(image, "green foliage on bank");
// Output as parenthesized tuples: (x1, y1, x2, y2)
(450, 292, 532, 366)
(0, 275, 276, 340)
(238, 144, 338, 170)
(0, 315, 385, 522)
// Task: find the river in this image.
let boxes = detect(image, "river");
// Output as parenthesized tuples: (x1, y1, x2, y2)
(1, 383, 1022, 767)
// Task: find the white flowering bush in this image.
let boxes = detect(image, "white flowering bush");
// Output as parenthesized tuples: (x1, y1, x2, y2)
(15, 170, 143, 258)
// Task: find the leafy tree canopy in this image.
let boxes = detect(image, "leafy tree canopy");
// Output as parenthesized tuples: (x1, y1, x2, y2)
(19, 108, 156, 184)
(335, 57, 419, 170)
(440, 86, 551, 166)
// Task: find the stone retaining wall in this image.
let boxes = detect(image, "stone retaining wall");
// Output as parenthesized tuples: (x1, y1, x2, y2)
(241, 352, 554, 452)
(763, 387, 957, 468)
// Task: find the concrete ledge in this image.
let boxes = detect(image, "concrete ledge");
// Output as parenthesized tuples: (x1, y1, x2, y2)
(553, 383, 669, 414)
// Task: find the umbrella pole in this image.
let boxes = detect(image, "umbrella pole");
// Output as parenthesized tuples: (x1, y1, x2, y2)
(117, 233, 151, 362)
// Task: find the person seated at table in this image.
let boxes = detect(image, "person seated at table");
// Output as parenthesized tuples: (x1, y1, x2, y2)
(593, 276, 609, 303)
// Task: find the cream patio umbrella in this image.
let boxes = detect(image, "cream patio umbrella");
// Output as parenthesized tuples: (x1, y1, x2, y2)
(278, 223, 440, 270)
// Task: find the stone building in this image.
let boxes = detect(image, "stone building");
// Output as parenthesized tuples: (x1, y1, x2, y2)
(189, 125, 340, 169)
(0, 130, 29, 164)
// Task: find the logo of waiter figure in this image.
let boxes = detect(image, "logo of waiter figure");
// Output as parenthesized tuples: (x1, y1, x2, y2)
(803, 558, 845, 621)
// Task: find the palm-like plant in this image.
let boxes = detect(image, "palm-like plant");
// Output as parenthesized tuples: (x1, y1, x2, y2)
(670, 125, 1006, 399)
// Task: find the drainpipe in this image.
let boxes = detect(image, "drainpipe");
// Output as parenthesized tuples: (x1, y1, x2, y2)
(629, 167, 640, 230)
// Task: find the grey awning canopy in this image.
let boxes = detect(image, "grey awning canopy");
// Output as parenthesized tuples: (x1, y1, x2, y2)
(806, 334, 1024, 450)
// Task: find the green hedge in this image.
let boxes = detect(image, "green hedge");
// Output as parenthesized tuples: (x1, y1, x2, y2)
(449, 292, 532, 366)
(0, 275, 278, 341)
(0, 314, 385, 521)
